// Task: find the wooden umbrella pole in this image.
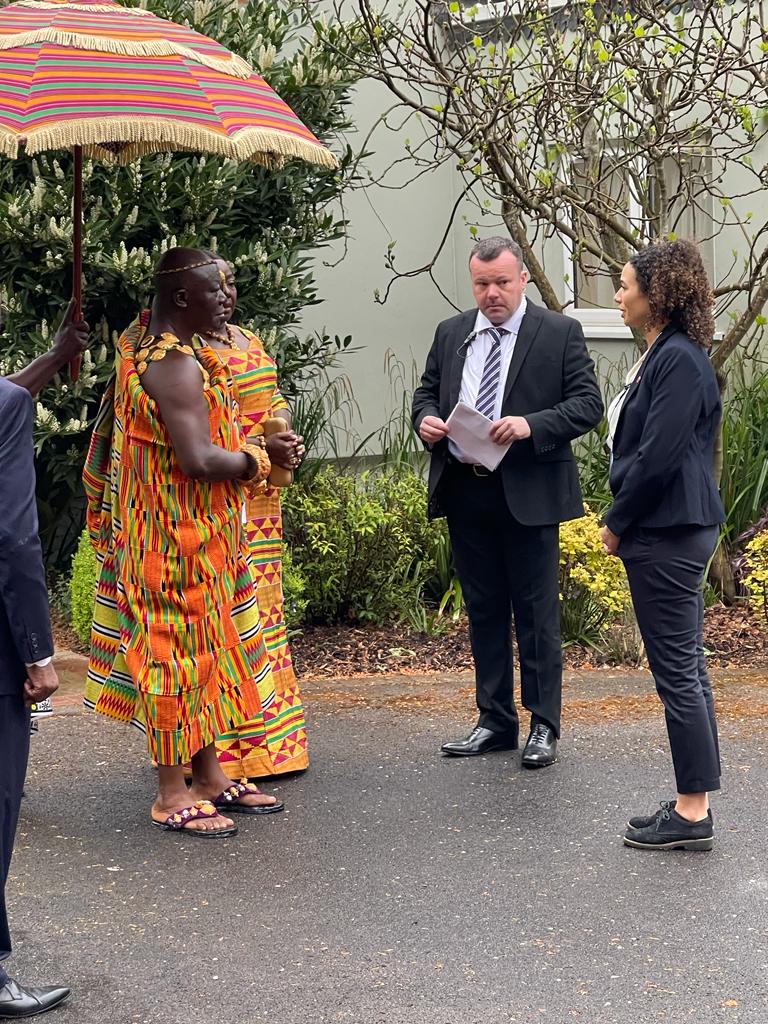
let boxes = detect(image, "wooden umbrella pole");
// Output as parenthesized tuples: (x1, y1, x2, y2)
(70, 144, 83, 381)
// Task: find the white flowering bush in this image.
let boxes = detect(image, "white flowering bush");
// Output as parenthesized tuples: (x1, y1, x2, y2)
(0, 0, 368, 568)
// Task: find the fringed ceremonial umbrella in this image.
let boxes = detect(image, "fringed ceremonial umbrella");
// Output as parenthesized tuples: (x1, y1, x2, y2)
(0, 0, 337, 375)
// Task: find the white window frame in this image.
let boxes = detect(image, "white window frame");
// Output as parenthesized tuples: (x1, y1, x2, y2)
(558, 153, 642, 339)
(464, 0, 568, 22)
(565, 307, 633, 340)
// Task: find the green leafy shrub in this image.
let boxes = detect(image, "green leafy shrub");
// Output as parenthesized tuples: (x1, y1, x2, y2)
(559, 509, 630, 647)
(66, 479, 633, 649)
(720, 361, 768, 547)
(0, 0, 367, 569)
(573, 418, 611, 516)
(282, 465, 450, 625)
(70, 529, 99, 647)
(281, 545, 309, 632)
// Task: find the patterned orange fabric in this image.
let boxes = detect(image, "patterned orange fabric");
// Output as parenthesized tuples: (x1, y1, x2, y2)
(82, 312, 275, 766)
(214, 329, 309, 779)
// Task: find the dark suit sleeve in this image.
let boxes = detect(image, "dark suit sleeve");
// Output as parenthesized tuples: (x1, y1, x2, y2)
(0, 383, 54, 666)
(525, 319, 604, 454)
(604, 344, 704, 536)
(411, 325, 443, 445)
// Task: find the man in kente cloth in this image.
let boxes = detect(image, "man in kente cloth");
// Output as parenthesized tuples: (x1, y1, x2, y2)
(83, 248, 283, 837)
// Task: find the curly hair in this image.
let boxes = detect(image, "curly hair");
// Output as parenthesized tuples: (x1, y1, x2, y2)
(628, 239, 715, 349)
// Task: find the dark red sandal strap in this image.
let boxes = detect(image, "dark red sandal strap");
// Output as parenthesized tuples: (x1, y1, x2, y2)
(214, 782, 262, 805)
(164, 800, 219, 830)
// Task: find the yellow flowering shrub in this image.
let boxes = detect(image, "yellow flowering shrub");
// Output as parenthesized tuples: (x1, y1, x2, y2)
(559, 509, 630, 646)
(742, 529, 768, 625)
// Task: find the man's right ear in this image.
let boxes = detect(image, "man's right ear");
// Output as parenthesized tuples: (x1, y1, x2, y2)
(173, 288, 189, 309)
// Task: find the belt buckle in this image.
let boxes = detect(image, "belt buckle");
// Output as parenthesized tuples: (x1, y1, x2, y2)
(472, 464, 491, 478)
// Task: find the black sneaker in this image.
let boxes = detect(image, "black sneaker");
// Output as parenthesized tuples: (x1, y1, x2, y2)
(627, 800, 713, 831)
(623, 804, 714, 851)
(30, 696, 54, 720)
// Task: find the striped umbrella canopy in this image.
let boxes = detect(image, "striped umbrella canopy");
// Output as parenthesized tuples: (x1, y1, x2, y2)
(0, 0, 337, 165)
(0, 0, 338, 375)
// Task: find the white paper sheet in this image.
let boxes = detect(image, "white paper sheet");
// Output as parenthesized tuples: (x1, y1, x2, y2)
(445, 401, 512, 471)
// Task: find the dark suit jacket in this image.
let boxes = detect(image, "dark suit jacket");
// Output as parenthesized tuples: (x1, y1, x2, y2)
(412, 300, 604, 525)
(0, 378, 53, 695)
(605, 325, 725, 537)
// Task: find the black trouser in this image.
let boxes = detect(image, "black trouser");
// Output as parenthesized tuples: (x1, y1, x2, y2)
(620, 525, 721, 794)
(0, 693, 30, 988)
(442, 463, 562, 737)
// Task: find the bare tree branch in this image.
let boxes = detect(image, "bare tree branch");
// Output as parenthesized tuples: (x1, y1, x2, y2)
(312, 0, 768, 365)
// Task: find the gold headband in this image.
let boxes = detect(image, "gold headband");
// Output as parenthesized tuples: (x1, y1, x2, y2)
(155, 258, 216, 277)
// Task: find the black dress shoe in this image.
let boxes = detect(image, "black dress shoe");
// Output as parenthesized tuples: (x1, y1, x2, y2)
(441, 725, 519, 757)
(627, 799, 713, 831)
(521, 723, 557, 768)
(0, 979, 70, 1018)
(623, 805, 714, 851)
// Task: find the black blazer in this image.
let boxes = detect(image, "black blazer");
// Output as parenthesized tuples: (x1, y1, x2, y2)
(605, 325, 725, 537)
(0, 378, 54, 696)
(412, 300, 604, 525)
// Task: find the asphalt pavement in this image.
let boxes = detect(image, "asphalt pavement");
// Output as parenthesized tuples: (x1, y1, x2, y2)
(7, 664, 768, 1024)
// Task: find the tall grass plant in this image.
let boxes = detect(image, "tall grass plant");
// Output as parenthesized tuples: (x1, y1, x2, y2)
(720, 357, 768, 547)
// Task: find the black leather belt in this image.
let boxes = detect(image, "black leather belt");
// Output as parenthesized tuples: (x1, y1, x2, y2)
(446, 455, 494, 478)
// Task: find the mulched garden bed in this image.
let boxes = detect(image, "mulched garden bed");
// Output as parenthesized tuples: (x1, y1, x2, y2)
(290, 603, 768, 678)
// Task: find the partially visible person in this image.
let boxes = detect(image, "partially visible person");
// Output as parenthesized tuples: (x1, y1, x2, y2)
(413, 236, 603, 768)
(83, 248, 283, 835)
(6, 298, 89, 397)
(4, 299, 90, 737)
(0, 374, 71, 1017)
(600, 239, 725, 852)
(202, 256, 308, 779)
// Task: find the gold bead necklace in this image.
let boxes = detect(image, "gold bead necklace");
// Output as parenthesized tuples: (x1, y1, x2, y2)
(202, 325, 240, 350)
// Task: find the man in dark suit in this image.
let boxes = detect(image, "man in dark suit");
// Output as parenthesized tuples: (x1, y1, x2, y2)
(412, 237, 603, 766)
(0, 303, 87, 1018)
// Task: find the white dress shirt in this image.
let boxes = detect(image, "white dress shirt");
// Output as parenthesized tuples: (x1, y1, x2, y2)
(605, 350, 648, 454)
(449, 297, 528, 463)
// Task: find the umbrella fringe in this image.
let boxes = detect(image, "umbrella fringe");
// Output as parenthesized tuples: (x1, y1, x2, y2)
(14, 1, 154, 15)
(0, 30, 253, 80)
(2, 117, 339, 169)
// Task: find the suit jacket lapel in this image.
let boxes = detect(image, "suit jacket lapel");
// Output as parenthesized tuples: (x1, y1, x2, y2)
(501, 301, 543, 404)
(449, 311, 479, 408)
(612, 326, 677, 443)
(616, 325, 676, 419)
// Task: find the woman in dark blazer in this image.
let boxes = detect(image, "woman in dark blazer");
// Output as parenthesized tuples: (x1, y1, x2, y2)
(599, 239, 725, 852)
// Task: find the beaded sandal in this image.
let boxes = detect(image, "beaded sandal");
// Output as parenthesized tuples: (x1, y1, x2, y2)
(151, 799, 238, 838)
(213, 781, 285, 816)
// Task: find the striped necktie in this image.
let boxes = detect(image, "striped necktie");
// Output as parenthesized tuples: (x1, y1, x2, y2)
(475, 327, 506, 419)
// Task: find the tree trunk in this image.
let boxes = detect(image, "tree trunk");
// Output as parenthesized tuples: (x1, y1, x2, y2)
(709, 541, 737, 604)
